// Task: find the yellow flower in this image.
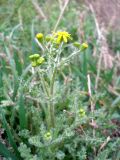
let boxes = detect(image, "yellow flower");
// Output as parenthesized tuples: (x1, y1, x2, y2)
(54, 31, 72, 44)
(79, 108, 85, 117)
(44, 132, 52, 141)
(29, 54, 45, 67)
(81, 43, 88, 50)
(36, 33, 44, 41)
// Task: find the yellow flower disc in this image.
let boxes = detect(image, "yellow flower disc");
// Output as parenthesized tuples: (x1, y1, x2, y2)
(36, 33, 44, 41)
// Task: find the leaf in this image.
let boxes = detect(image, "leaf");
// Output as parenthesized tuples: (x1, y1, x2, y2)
(1, 112, 20, 158)
(56, 150, 65, 160)
(13, 51, 23, 76)
(0, 140, 17, 160)
(4, 45, 19, 101)
(95, 149, 109, 160)
(18, 92, 27, 130)
(82, 52, 88, 91)
(112, 96, 120, 107)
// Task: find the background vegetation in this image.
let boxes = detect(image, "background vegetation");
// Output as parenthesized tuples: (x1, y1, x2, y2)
(0, 0, 120, 159)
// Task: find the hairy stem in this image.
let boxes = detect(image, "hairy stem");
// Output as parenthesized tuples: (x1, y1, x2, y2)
(49, 67, 57, 128)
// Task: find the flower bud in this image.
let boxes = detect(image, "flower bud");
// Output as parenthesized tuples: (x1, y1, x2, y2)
(44, 132, 52, 141)
(79, 108, 85, 117)
(29, 54, 45, 67)
(81, 43, 88, 50)
(73, 42, 81, 48)
(36, 33, 44, 42)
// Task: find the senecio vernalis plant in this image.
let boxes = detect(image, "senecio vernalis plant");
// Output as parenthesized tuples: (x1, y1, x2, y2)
(29, 31, 88, 129)
(29, 31, 88, 128)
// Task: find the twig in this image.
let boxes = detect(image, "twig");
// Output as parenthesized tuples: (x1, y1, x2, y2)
(95, 51, 103, 90)
(79, 125, 87, 136)
(87, 75, 95, 133)
(98, 136, 111, 153)
(87, 74, 96, 154)
(31, 0, 47, 20)
(89, 4, 102, 41)
(89, 4, 103, 91)
(18, 8, 23, 30)
(87, 74, 94, 112)
(53, 0, 70, 32)
(58, 0, 63, 11)
(108, 86, 120, 97)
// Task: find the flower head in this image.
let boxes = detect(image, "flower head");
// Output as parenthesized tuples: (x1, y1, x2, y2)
(79, 108, 86, 117)
(36, 33, 44, 41)
(54, 31, 72, 44)
(29, 54, 45, 67)
(44, 132, 52, 141)
(81, 42, 88, 50)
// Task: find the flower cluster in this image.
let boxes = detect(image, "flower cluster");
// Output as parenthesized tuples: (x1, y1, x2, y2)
(53, 31, 72, 44)
(29, 31, 88, 67)
(29, 54, 45, 67)
(44, 132, 52, 141)
(35, 31, 88, 49)
(79, 108, 85, 117)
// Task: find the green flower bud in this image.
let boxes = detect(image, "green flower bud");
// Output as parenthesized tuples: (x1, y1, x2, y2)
(81, 43, 88, 50)
(31, 61, 37, 67)
(29, 54, 40, 60)
(29, 54, 45, 67)
(37, 57, 45, 65)
(79, 108, 85, 117)
(73, 42, 81, 48)
(44, 132, 52, 141)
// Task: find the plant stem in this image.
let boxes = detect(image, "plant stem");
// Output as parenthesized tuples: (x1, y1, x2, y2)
(41, 74, 50, 97)
(49, 66, 57, 128)
(58, 49, 81, 67)
(53, 0, 70, 32)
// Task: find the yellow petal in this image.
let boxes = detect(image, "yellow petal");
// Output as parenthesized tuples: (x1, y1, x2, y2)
(56, 35, 62, 44)
(63, 35, 67, 43)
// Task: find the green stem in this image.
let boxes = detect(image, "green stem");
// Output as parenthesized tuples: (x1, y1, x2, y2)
(41, 74, 50, 97)
(49, 67, 57, 128)
(58, 49, 82, 67)
(39, 73, 51, 128)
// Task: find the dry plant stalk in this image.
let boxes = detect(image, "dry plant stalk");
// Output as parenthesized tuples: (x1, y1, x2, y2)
(53, 0, 70, 32)
(87, 74, 97, 154)
(58, 0, 63, 11)
(31, 0, 47, 20)
(98, 136, 111, 153)
(87, 75, 95, 128)
(18, 8, 23, 31)
(89, 4, 114, 90)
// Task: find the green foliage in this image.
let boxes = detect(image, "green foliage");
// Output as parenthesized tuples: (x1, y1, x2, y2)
(18, 93, 27, 130)
(1, 112, 20, 158)
(107, 29, 120, 53)
(0, 0, 120, 160)
(0, 140, 17, 160)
